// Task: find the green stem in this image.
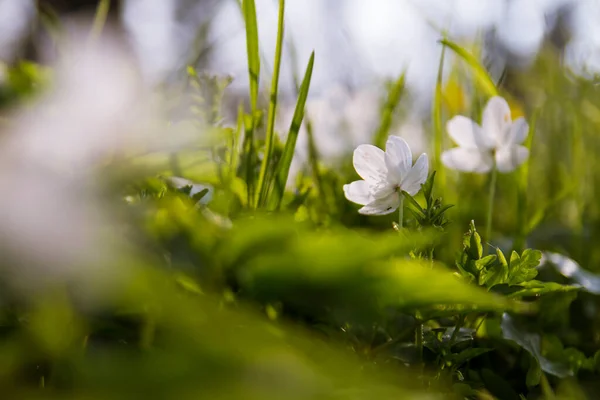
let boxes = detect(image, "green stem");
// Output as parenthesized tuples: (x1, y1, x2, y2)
(398, 196, 404, 228)
(485, 165, 497, 251)
(540, 372, 555, 399)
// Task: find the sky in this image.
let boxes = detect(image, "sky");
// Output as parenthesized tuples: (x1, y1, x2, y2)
(1, 0, 597, 100)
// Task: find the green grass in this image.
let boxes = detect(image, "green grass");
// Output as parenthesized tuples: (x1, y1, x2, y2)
(1, 3, 600, 399)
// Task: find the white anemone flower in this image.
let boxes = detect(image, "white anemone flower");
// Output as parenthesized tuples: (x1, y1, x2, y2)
(344, 136, 429, 215)
(441, 96, 529, 173)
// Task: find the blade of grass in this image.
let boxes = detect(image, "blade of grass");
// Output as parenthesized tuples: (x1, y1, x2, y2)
(242, 113, 256, 207)
(287, 32, 325, 209)
(256, 0, 285, 208)
(229, 103, 245, 182)
(373, 72, 406, 148)
(89, 0, 111, 42)
(514, 108, 539, 251)
(439, 39, 498, 98)
(242, 0, 260, 115)
(269, 52, 315, 210)
(433, 41, 446, 189)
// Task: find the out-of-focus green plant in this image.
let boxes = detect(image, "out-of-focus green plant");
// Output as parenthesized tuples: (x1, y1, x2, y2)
(3, 2, 600, 399)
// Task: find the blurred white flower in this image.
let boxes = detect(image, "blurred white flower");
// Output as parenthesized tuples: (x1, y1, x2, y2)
(344, 136, 428, 215)
(442, 96, 529, 173)
(0, 30, 156, 296)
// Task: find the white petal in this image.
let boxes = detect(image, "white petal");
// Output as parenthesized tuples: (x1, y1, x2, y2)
(441, 148, 494, 173)
(495, 145, 529, 173)
(369, 180, 396, 200)
(401, 153, 429, 196)
(353, 144, 387, 183)
(446, 116, 493, 150)
(358, 192, 401, 216)
(384, 136, 412, 182)
(507, 117, 528, 146)
(482, 96, 512, 146)
(343, 180, 371, 205)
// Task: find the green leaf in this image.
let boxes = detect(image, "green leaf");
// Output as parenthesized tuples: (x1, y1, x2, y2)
(544, 252, 600, 295)
(439, 39, 498, 97)
(450, 347, 493, 367)
(402, 191, 425, 217)
(481, 368, 520, 400)
(475, 255, 497, 272)
(229, 218, 513, 316)
(526, 357, 542, 388)
(504, 281, 581, 298)
(478, 254, 508, 288)
(270, 52, 315, 210)
(423, 171, 437, 203)
(466, 221, 483, 260)
(507, 249, 541, 285)
(501, 313, 573, 378)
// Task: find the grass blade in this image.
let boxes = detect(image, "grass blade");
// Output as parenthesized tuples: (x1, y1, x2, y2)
(514, 108, 539, 250)
(439, 39, 498, 98)
(433, 42, 446, 189)
(89, 0, 111, 42)
(256, 0, 285, 208)
(269, 52, 315, 210)
(242, 0, 260, 114)
(373, 72, 406, 148)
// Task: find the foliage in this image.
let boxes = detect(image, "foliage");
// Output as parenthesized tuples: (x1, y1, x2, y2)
(1, 2, 600, 400)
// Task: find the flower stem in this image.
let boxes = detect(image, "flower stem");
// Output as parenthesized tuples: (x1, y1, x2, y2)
(485, 166, 497, 252)
(398, 196, 404, 228)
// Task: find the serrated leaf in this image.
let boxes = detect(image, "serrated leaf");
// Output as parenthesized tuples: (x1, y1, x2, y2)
(507, 249, 541, 285)
(475, 255, 497, 271)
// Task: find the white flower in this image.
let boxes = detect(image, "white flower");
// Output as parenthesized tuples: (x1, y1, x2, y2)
(343, 136, 429, 215)
(441, 96, 529, 173)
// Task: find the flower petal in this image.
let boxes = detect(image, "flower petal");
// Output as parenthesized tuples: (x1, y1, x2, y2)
(441, 148, 494, 173)
(358, 192, 401, 216)
(401, 153, 429, 196)
(482, 96, 512, 146)
(353, 144, 387, 183)
(446, 116, 493, 150)
(343, 180, 371, 205)
(495, 145, 529, 173)
(384, 136, 412, 182)
(507, 117, 528, 146)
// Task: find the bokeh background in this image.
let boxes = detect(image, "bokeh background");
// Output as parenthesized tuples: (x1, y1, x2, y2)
(2, 1, 600, 399)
